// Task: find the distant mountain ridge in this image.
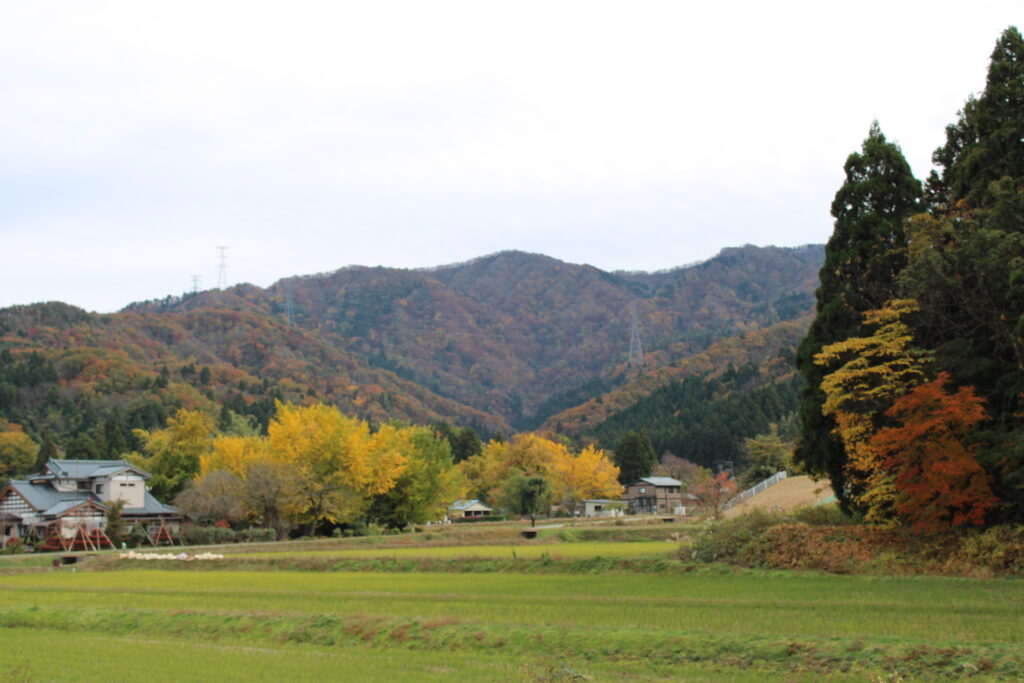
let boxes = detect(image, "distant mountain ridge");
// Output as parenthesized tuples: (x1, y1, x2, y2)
(2, 244, 824, 454)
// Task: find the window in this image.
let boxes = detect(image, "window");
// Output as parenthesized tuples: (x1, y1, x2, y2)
(77, 481, 91, 491)
(96, 484, 104, 494)
(119, 482, 135, 487)
(638, 487, 646, 494)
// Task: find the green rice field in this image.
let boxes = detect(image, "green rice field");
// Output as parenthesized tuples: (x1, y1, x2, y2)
(2, 562, 1023, 680)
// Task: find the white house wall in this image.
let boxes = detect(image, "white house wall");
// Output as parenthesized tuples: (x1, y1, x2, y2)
(104, 475, 146, 508)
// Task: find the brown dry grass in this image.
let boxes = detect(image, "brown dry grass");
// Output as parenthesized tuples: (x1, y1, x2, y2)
(723, 475, 833, 519)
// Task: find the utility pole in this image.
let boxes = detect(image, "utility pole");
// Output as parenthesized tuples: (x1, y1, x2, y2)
(628, 304, 644, 367)
(216, 246, 229, 289)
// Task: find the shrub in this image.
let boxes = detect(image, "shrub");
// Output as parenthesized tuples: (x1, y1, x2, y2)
(239, 528, 276, 543)
(959, 525, 1024, 575)
(2, 537, 23, 554)
(182, 526, 213, 546)
(558, 528, 580, 543)
(790, 503, 856, 526)
(688, 509, 780, 566)
(452, 515, 506, 523)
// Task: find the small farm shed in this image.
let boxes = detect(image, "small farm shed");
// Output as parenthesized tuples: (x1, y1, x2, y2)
(582, 499, 624, 518)
(447, 499, 492, 518)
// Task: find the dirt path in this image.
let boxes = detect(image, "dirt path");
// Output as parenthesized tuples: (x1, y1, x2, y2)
(723, 475, 834, 519)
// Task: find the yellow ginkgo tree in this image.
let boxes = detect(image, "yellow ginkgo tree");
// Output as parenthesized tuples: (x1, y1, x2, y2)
(267, 402, 409, 534)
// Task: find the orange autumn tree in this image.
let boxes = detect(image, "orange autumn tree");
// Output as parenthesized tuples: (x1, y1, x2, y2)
(870, 374, 997, 533)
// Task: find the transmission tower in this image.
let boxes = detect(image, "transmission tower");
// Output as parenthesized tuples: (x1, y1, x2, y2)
(190, 275, 201, 295)
(216, 246, 229, 289)
(628, 304, 644, 367)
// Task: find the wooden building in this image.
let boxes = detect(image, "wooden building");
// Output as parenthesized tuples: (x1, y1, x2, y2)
(0, 459, 182, 549)
(623, 476, 688, 515)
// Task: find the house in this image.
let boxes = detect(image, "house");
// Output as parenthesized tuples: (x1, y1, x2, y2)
(0, 459, 182, 550)
(582, 499, 625, 518)
(447, 499, 492, 519)
(623, 476, 691, 515)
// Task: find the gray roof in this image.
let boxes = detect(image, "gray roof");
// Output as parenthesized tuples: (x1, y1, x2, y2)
(42, 499, 106, 518)
(42, 459, 151, 480)
(133, 491, 178, 516)
(633, 477, 683, 487)
(448, 499, 492, 511)
(7, 479, 81, 513)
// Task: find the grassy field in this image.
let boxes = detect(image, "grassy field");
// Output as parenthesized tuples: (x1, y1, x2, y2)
(2, 560, 1024, 680)
(2, 521, 1022, 680)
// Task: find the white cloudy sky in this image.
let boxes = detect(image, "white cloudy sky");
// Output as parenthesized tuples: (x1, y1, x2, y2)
(0, 1, 1019, 312)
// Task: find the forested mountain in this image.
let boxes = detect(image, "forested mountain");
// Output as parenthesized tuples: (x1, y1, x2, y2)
(0, 244, 823, 464)
(127, 244, 822, 427)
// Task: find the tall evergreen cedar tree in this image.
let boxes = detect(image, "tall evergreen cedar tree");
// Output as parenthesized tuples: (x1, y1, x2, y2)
(614, 429, 658, 484)
(910, 26, 1024, 519)
(795, 123, 922, 511)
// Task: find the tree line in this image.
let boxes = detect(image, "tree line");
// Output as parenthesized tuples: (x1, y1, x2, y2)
(796, 26, 1024, 532)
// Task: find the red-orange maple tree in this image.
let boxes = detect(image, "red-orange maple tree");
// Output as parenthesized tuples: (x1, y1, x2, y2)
(870, 373, 996, 533)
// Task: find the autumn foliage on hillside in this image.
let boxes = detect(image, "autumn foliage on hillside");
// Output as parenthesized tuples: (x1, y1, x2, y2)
(1, 245, 821, 471)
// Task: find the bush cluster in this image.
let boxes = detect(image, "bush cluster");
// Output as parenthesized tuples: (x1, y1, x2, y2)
(451, 515, 506, 524)
(182, 526, 276, 546)
(688, 505, 1024, 577)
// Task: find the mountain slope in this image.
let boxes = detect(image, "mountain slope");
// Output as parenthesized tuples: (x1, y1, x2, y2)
(124, 244, 823, 427)
(1, 244, 824, 454)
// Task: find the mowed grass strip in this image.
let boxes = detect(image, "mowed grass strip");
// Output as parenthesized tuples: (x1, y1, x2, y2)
(1, 569, 1022, 644)
(230, 540, 677, 559)
(0, 621, 856, 682)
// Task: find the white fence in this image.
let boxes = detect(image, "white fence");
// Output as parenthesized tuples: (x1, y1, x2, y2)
(723, 471, 788, 510)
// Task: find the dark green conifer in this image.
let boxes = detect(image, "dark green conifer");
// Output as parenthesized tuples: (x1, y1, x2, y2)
(929, 26, 1024, 209)
(794, 123, 921, 510)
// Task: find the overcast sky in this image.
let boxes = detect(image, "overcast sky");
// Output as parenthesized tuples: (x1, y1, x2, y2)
(0, 1, 1019, 313)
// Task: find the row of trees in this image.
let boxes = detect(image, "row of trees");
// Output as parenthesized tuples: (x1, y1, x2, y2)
(131, 404, 460, 536)
(129, 405, 629, 535)
(796, 26, 1024, 531)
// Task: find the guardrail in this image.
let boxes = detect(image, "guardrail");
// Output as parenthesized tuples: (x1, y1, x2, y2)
(723, 471, 788, 510)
